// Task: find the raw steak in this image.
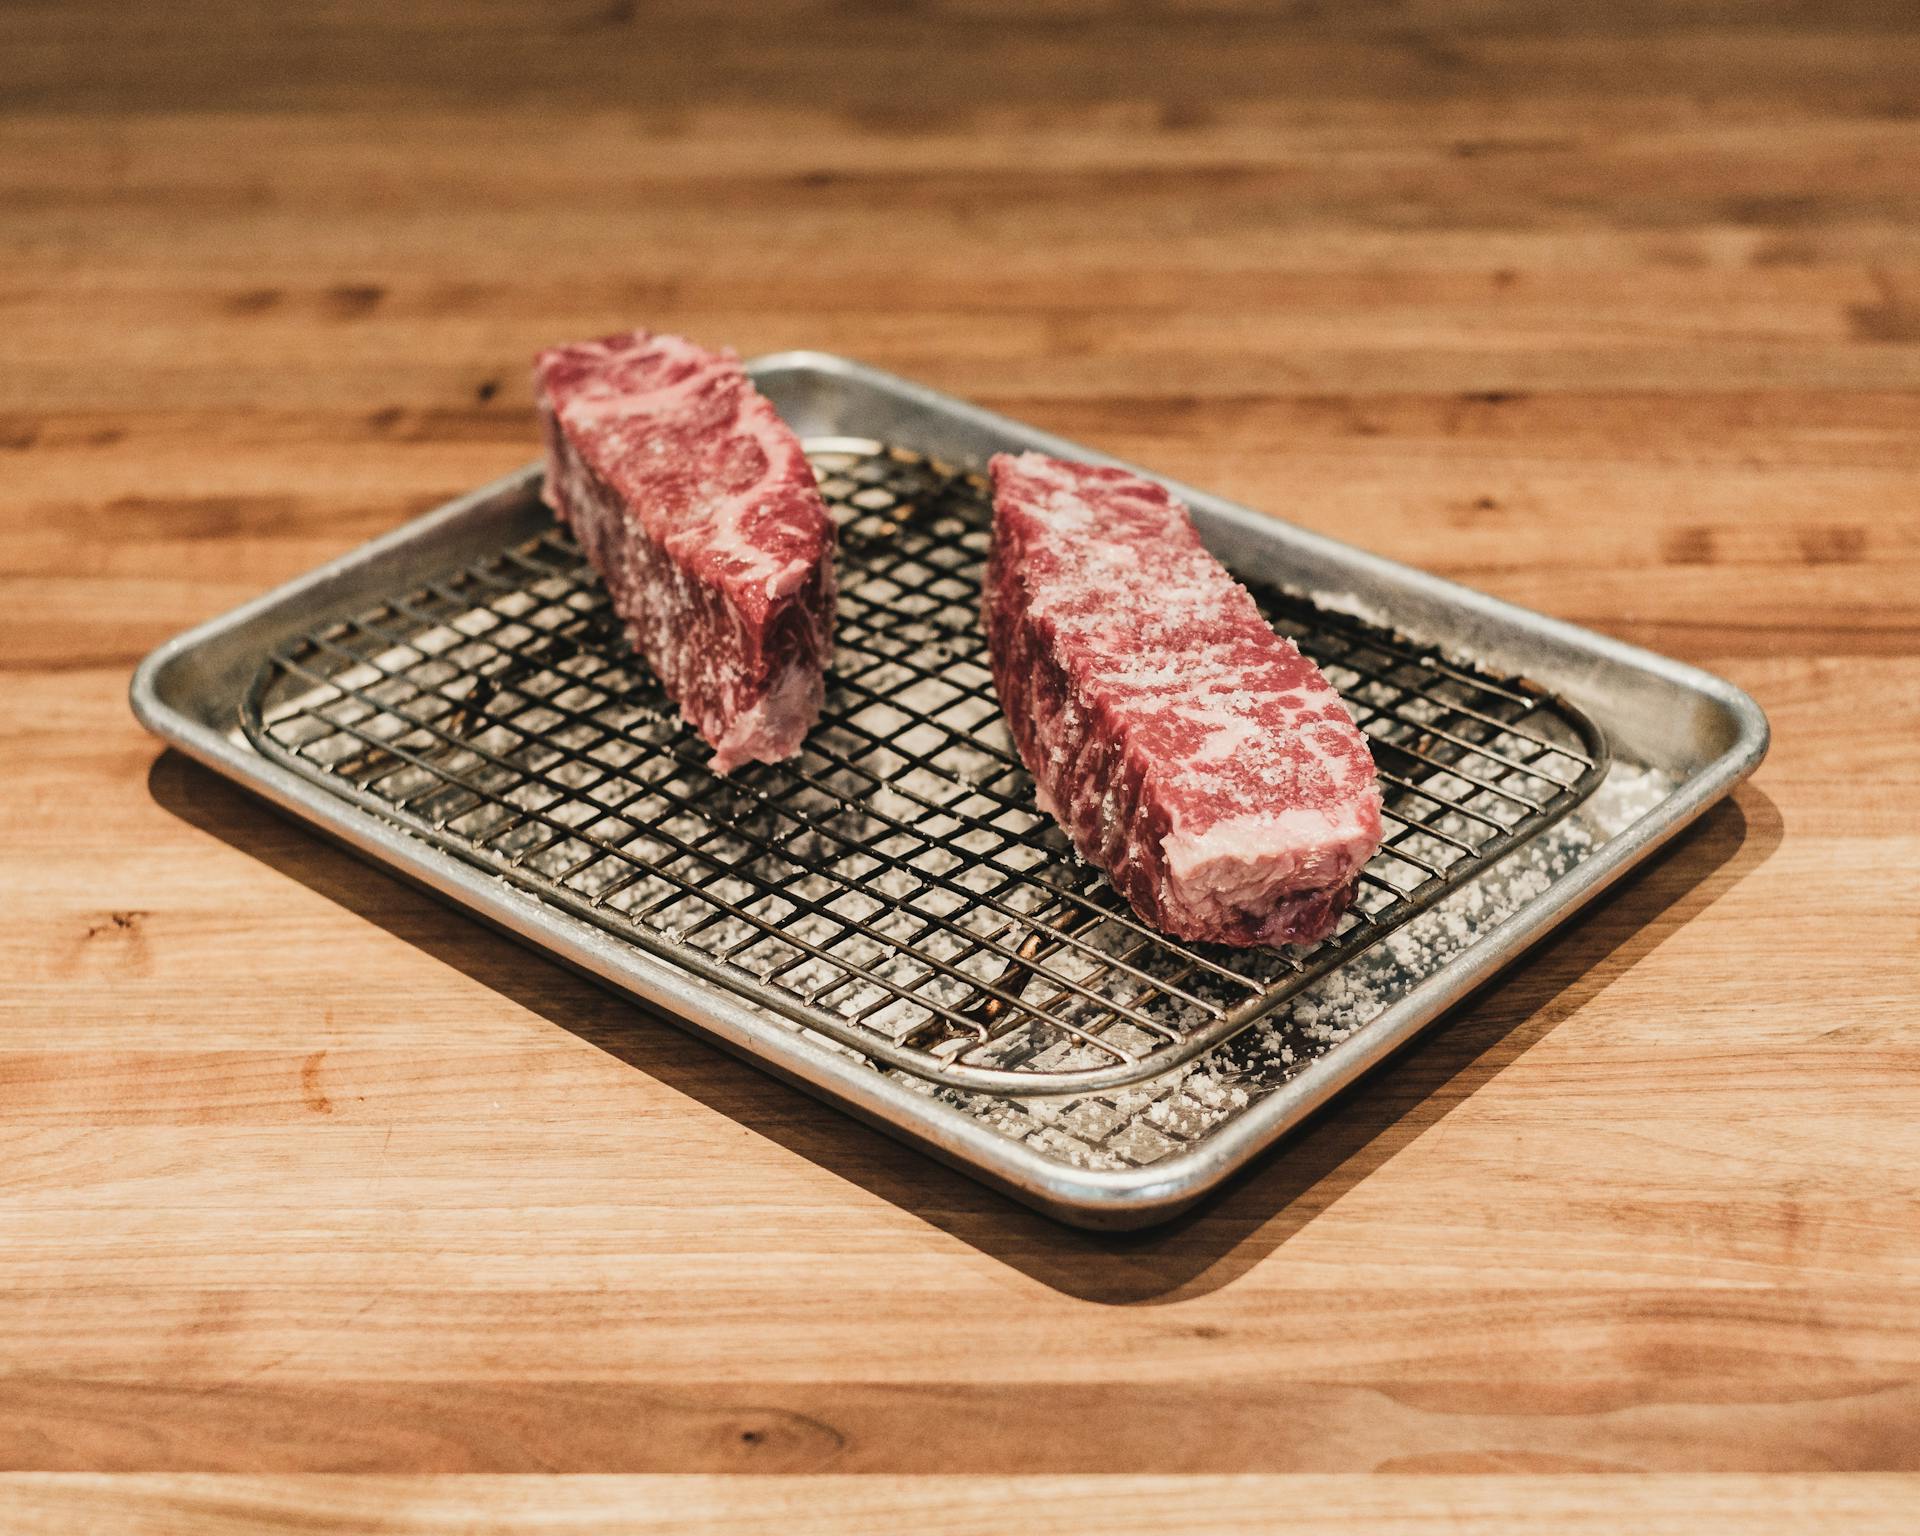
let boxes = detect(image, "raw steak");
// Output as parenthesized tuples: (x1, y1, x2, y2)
(533, 329, 835, 774)
(983, 452, 1384, 947)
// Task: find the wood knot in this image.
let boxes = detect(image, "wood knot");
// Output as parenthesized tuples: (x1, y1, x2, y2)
(84, 909, 148, 940)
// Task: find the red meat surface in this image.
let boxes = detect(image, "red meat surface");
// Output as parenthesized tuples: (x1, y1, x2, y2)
(983, 452, 1384, 947)
(533, 329, 835, 774)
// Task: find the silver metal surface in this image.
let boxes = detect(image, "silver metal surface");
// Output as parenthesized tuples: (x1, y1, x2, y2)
(130, 352, 1769, 1228)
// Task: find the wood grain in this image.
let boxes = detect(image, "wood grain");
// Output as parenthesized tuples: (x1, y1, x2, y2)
(0, 1475, 1915, 1536)
(2, 1, 1918, 1529)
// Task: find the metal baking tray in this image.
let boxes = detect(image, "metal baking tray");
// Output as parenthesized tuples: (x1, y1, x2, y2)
(131, 352, 1768, 1228)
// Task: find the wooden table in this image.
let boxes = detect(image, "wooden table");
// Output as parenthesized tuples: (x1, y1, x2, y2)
(4, 3, 1917, 1530)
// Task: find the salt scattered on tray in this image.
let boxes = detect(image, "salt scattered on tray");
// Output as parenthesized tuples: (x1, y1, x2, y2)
(892, 760, 1677, 1172)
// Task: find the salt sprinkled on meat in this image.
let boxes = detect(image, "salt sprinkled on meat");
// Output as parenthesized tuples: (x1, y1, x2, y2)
(533, 329, 835, 774)
(982, 452, 1385, 946)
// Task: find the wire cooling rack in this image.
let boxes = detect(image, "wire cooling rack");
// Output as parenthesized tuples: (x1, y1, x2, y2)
(241, 439, 1608, 1094)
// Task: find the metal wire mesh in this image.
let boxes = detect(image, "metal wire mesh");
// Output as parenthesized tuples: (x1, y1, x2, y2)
(242, 440, 1608, 1094)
